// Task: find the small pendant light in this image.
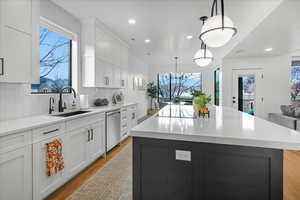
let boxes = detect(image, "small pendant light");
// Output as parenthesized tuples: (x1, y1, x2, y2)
(199, 0, 237, 48)
(194, 16, 213, 67)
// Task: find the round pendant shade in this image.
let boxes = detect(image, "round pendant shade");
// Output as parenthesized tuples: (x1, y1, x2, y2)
(194, 49, 213, 67)
(200, 15, 237, 48)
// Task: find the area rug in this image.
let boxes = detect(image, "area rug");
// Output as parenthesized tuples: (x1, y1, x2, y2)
(67, 143, 132, 200)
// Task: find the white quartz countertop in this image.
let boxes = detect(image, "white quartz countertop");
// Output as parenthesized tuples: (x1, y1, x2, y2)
(0, 102, 136, 137)
(131, 105, 300, 150)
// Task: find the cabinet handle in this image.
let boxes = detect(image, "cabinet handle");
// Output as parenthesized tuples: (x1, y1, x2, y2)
(91, 129, 94, 140)
(104, 77, 109, 85)
(88, 130, 90, 142)
(43, 128, 59, 135)
(0, 58, 3, 76)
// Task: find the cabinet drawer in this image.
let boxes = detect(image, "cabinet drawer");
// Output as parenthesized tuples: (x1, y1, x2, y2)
(66, 113, 105, 131)
(121, 121, 128, 131)
(0, 131, 31, 153)
(128, 105, 137, 111)
(33, 123, 65, 143)
(121, 112, 127, 121)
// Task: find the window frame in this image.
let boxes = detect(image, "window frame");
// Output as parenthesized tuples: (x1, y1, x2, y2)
(214, 68, 220, 106)
(31, 21, 73, 94)
(157, 72, 202, 103)
(291, 60, 300, 102)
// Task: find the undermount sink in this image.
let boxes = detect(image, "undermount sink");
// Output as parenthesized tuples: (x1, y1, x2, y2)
(53, 110, 91, 117)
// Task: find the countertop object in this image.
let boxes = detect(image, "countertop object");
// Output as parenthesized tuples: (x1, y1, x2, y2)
(94, 98, 109, 106)
(131, 105, 300, 150)
(0, 102, 137, 137)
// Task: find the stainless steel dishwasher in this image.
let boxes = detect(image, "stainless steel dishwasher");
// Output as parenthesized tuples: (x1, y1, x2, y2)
(106, 109, 121, 152)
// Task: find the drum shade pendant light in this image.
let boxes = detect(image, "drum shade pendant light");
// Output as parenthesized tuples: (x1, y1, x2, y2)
(194, 16, 213, 67)
(199, 0, 237, 48)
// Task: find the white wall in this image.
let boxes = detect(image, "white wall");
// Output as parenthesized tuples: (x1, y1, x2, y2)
(222, 54, 291, 119)
(126, 54, 149, 119)
(0, 0, 149, 121)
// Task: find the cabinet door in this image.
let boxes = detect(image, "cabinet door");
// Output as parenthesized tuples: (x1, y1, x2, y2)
(0, 146, 32, 200)
(0, 27, 31, 83)
(106, 63, 113, 86)
(95, 58, 106, 87)
(113, 66, 121, 88)
(120, 69, 127, 88)
(1, 0, 32, 34)
(67, 127, 89, 177)
(33, 135, 67, 200)
(88, 119, 105, 162)
(95, 28, 106, 60)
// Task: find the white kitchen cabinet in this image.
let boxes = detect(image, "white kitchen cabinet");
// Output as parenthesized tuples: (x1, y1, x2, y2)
(1, 0, 32, 34)
(120, 69, 127, 88)
(127, 105, 138, 134)
(0, 0, 40, 83)
(82, 18, 129, 88)
(0, 146, 32, 200)
(88, 119, 105, 162)
(67, 127, 89, 178)
(112, 66, 121, 88)
(33, 134, 68, 200)
(67, 115, 106, 178)
(120, 107, 129, 141)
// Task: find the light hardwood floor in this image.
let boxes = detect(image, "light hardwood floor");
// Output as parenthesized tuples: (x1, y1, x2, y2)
(45, 137, 132, 200)
(284, 150, 300, 200)
(45, 138, 299, 200)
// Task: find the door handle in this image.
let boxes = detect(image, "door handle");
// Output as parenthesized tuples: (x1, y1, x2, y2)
(232, 97, 236, 99)
(0, 58, 4, 76)
(232, 101, 236, 103)
(91, 129, 94, 140)
(88, 130, 90, 142)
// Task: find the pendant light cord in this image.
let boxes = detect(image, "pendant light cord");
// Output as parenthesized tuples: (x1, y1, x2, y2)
(210, 0, 225, 30)
(174, 56, 178, 73)
(200, 16, 208, 58)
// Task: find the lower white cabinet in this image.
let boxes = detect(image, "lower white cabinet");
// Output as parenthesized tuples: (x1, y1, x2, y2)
(127, 105, 138, 133)
(67, 119, 105, 178)
(33, 134, 68, 200)
(67, 127, 90, 178)
(0, 109, 131, 200)
(88, 119, 105, 162)
(0, 146, 32, 200)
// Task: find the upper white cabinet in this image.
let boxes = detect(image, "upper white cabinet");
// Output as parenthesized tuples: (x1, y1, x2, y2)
(0, 0, 40, 83)
(82, 18, 129, 88)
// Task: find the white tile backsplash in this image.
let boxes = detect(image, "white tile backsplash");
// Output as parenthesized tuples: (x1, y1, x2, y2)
(0, 83, 74, 121)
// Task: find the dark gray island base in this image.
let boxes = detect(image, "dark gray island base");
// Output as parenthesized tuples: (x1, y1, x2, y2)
(133, 137, 283, 200)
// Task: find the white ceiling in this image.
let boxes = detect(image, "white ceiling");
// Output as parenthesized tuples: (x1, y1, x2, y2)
(52, 0, 284, 66)
(226, 0, 300, 59)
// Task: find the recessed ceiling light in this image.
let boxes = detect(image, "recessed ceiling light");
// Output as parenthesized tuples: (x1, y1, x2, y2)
(186, 35, 193, 40)
(145, 39, 151, 43)
(264, 48, 273, 52)
(128, 19, 136, 25)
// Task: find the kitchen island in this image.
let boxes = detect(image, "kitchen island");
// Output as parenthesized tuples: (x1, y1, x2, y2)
(131, 105, 300, 200)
